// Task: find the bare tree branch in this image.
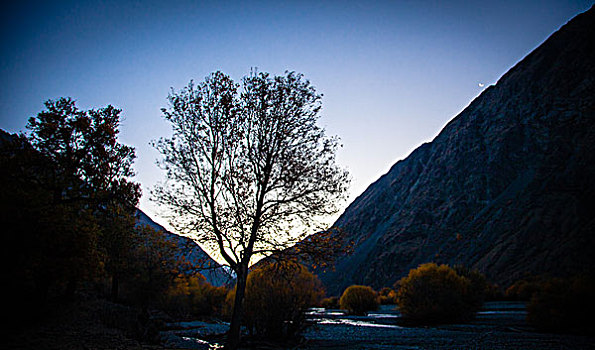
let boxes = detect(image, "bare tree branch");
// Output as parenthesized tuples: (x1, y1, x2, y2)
(152, 70, 349, 350)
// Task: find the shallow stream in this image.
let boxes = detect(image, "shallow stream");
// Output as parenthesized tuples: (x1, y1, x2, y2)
(162, 302, 595, 349)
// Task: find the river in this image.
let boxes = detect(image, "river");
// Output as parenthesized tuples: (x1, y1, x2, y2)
(162, 301, 595, 349)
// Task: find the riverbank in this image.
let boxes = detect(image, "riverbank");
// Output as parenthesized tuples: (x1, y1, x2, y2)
(3, 301, 594, 349)
(299, 302, 595, 350)
(163, 302, 595, 349)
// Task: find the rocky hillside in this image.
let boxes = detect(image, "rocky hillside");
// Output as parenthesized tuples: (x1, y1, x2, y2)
(136, 209, 232, 286)
(319, 6, 595, 295)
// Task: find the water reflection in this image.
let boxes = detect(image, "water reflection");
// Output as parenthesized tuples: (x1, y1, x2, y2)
(306, 302, 528, 329)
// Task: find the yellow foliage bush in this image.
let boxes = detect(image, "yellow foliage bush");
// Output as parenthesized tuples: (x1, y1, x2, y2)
(396, 263, 485, 324)
(505, 279, 539, 300)
(164, 273, 227, 318)
(339, 285, 379, 315)
(378, 287, 398, 305)
(227, 261, 323, 340)
(320, 296, 340, 309)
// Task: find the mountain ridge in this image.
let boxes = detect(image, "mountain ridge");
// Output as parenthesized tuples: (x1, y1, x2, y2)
(318, 6, 595, 295)
(135, 209, 231, 286)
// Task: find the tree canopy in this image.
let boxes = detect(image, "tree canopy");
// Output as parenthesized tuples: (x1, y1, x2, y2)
(27, 97, 140, 208)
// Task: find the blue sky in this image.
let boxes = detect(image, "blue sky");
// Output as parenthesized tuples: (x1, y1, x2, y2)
(1, 0, 592, 231)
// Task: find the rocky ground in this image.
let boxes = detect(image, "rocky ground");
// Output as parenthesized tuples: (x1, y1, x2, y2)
(3, 301, 595, 349)
(162, 302, 595, 349)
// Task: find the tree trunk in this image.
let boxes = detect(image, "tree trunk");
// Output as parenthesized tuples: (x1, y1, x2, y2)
(226, 265, 248, 350)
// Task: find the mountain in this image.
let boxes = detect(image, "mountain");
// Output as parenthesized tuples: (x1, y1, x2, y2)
(318, 7, 595, 295)
(136, 209, 232, 286)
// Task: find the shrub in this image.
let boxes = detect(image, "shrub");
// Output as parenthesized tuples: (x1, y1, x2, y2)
(454, 265, 487, 310)
(320, 296, 340, 309)
(163, 273, 228, 318)
(378, 287, 398, 305)
(229, 261, 323, 340)
(339, 285, 379, 315)
(505, 279, 540, 301)
(396, 263, 486, 324)
(527, 275, 595, 334)
(123, 224, 182, 307)
(484, 283, 505, 301)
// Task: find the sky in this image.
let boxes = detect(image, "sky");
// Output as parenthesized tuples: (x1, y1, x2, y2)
(1, 0, 592, 238)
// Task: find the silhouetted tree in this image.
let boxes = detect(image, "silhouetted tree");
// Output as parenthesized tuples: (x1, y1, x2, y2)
(153, 70, 349, 349)
(26, 98, 141, 299)
(100, 204, 138, 300)
(0, 131, 100, 318)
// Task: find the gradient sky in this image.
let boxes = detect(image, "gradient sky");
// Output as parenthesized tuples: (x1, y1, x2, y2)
(1, 0, 592, 234)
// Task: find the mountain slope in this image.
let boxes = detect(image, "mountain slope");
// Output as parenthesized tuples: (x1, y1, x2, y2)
(136, 209, 231, 286)
(319, 7, 595, 295)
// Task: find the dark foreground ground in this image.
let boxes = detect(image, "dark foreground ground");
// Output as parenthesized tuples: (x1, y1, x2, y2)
(4, 301, 594, 349)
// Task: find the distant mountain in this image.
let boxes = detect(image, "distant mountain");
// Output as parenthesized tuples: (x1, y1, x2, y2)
(318, 6, 595, 295)
(135, 209, 232, 286)
(0, 129, 12, 142)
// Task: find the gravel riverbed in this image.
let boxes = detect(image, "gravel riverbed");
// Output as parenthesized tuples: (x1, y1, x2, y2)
(164, 302, 595, 350)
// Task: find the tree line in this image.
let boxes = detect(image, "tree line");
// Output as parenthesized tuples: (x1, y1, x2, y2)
(1, 98, 191, 323)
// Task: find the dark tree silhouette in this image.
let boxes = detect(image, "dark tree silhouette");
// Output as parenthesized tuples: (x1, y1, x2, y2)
(0, 132, 99, 308)
(27, 98, 139, 208)
(153, 70, 349, 349)
(26, 98, 141, 299)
